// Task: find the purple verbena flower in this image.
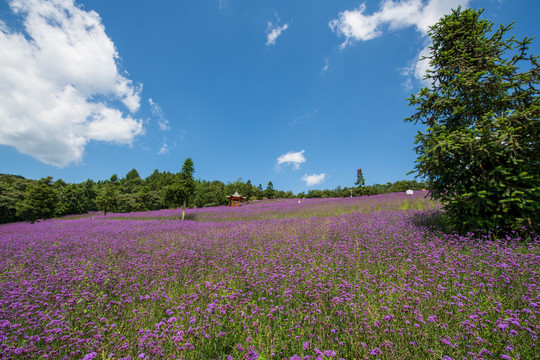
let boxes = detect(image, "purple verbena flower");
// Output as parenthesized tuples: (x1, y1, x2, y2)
(82, 353, 98, 360)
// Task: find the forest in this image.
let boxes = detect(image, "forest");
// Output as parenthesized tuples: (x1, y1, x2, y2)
(0, 169, 426, 224)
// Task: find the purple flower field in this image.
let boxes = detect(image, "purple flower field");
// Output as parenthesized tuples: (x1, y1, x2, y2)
(1, 192, 539, 359)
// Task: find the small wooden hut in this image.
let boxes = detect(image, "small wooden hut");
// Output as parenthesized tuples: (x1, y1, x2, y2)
(226, 191, 246, 207)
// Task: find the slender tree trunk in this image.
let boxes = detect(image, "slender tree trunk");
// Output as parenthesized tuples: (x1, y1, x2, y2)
(181, 199, 186, 221)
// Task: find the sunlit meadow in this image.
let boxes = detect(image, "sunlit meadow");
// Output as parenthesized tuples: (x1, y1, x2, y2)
(1, 191, 538, 360)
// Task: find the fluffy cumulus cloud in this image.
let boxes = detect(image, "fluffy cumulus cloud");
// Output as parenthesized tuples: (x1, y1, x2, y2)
(302, 173, 326, 186)
(266, 22, 289, 46)
(0, 0, 143, 167)
(329, 0, 470, 81)
(276, 150, 306, 170)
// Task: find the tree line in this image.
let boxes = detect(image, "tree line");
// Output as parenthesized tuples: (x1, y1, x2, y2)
(0, 161, 426, 224)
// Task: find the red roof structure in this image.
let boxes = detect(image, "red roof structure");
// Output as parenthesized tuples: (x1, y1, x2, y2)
(226, 191, 246, 207)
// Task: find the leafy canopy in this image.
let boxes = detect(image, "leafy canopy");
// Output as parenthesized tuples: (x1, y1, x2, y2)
(405, 7, 540, 233)
(16, 177, 57, 223)
(164, 158, 195, 220)
(96, 182, 118, 216)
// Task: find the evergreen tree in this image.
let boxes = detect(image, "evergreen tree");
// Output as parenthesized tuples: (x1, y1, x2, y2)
(265, 181, 275, 199)
(257, 184, 263, 200)
(245, 180, 253, 203)
(405, 8, 539, 232)
(164, 158, 195, 220)
(355, 169, 365, 187)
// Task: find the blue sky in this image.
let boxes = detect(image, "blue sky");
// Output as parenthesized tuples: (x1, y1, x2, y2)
(0, 0, 538, 194)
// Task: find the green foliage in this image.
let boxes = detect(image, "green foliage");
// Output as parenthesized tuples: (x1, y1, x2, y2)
(81, 179, 98, 212)
(163, 182, 188, 208)
(245, 180, 253, 203)
(405, 7, 540, 233)
(224, 178, 244, 199)
(125, 168, 141, 182)
(134, 186, 161, 211)
(96, 182, 118, 216)
(0, 170, 428, 223)
(164, 158, 196, 220)
(265, 181, 275, 199)
(193, 180, 228, 207)
(355, 168, 365, 187)
(390, 180, 426, 193)
(120, 168, 143, 194)
(0, 175, 30, 223)
(0, 183, 18, 224)
(146, 169, 175, 191)
(257, 184, 263, 200)
(55, 183, 86, 217)
(301, 180, 426, 199)
(15, 177, 58, 223)
(164, 158, 195, 207)
(117, 193, 138, 213)
(180, 157, 195, 199)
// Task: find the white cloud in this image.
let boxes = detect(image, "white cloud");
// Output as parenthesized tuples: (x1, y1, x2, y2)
(413, 44, 432, 80)
(329, 3, 383, 45)
(149, 98, 170, 131)
(178, 129, 186, 141)
(157, 132, 183, 155)
(276, 150, 306, 170)
(0, 0, 143, 167)
(329, 0, 470, 80)
(218, 0, 227, 10)
(266, 22, 289, 46)
(402, 44, 432, 88)
(158, 141, 169, 155)
(289, 109, 318, 126)
(322, 58, 329, 72)
(302, 173, 327, 186)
